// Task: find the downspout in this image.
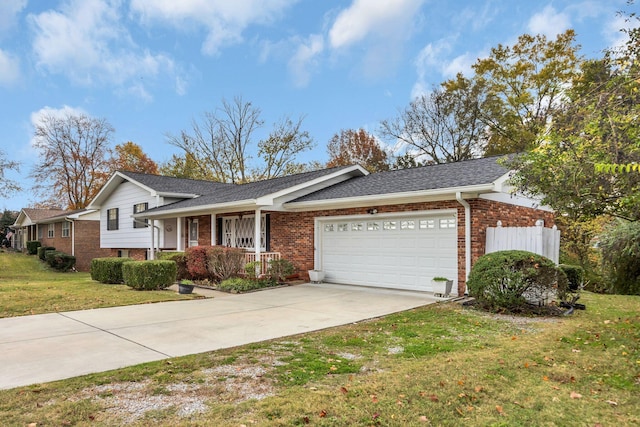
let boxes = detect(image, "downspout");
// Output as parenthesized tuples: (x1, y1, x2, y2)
(65, 218, 75, 257)
(456, 192, 471, 295)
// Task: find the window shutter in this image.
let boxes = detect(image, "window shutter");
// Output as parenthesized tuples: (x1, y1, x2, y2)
(265, 214, 270, 252)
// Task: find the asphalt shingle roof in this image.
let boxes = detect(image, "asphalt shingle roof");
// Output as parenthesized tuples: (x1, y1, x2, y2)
(119, 171, 233, 196)
(290, 156, 510, 203)
(141, 165, 357, 213)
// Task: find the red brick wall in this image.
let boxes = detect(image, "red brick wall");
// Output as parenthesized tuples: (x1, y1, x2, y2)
(107, 248, 148, 261)
(268, 199, 554, 295)
(38, 220, 110, 272)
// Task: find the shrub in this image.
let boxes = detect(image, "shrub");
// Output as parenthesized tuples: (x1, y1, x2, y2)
(268, 258, 295, 282)
(158, 251, 190, 281)
(45, 250, 76, 272)
(244, 261, 261, 279)
(559, 264, 584, 292)
(38, 246, 56, 261)
(123, 260, 177, 290)
(91, 257, 134, 284)
(599, 220, 640, 295)
(208, 246, 245, 282)
(185, 246, 212, 280)
(467, 250, 568, 312)
(217, 277, 278, 293)
(26, 241, 41, 255)
(122, 260, 177, 290)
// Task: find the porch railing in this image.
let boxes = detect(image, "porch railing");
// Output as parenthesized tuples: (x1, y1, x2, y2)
(244, 252, 281, 276)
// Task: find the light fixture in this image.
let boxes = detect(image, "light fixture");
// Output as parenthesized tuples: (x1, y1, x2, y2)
(367, 208, 378, 215)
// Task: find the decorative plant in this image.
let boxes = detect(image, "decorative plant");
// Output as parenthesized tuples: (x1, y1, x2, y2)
(433, 276, 451, 282)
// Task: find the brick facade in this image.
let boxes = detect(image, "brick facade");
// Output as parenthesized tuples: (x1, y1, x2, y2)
(39, 220, 110, 272)
(206, 199, 554, 296)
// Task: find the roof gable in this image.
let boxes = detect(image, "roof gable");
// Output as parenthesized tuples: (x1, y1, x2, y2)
(13, 208, 68, 227)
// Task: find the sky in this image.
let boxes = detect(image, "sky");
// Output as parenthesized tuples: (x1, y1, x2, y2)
(0, 0, 635, 212)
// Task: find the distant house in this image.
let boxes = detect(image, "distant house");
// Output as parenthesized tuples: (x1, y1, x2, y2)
(88, 157, 555, 296)
(12, 208, 109, 271)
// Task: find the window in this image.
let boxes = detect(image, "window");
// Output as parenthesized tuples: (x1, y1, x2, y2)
(107, 208, 119, 230)
(367, 222, 380, 231)
(400, 220, 415, 230)
(383, 220, 397, 230)
(337, 223, 349, 232)
(133, 203, 149, 228)
(419, 219, 435, 229)
(48, 223, 54, 238)
(440, 218, 456, 228)
(324, 223, 334, 232)
(38, 226, 43, 239)
(351, 222, 364, 231)
(62, 221, 70, 237)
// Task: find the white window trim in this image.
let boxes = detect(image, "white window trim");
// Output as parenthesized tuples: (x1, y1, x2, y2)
(47, 223, 54, 238)
(61, 221, 70, 238)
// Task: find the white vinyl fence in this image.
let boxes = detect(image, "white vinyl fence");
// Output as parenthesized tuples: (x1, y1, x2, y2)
(485, 220, 560, 263)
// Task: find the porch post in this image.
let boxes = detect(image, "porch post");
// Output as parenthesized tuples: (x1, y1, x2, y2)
(254, 208, 261, 261)
(211, 213, 216, 246)
(150, 218, 155, 260)
(177, 217, 183, 251)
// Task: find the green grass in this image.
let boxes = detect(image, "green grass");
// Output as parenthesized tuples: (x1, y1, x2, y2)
(0, 253, 638, 425)
(0, 251, 200, 317)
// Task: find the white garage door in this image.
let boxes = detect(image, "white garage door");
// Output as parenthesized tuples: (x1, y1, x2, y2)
(319, 213, 458, 292)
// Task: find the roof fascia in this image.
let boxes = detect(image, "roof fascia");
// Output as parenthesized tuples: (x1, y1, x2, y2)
(284, 184, 495, 211)
(135, 199, 258, 220)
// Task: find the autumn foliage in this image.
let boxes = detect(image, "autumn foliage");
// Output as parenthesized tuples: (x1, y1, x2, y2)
(326, 128, 389, 172)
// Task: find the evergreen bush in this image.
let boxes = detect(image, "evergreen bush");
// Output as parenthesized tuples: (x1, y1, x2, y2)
(91, 257, 134, 284)
(122, 260, 177, 290)
(45, 250, 76, 272)
(38, 246, 56, 261)
(217, 277, 278, 293)
(559, 264, 585, 292)
(467, 250, 568, 312)
(599, 220, 640, 295)
(26, 240, 41, 255)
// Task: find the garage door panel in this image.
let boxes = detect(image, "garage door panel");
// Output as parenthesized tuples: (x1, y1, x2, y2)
(320, 214, 458, 292)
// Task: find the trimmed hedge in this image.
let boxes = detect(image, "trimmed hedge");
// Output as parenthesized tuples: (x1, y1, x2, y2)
(38, 246, 56, 261)
(157, 251, 189, 281)
(45, 250, 76, 272)
(559, 264, 584, 292)
(26, 240, 41, 255)
(122, 260, 177, 290)
(91, 257, 134, 284)
(217, 277, 278, 293)
(468, 250, 568, 312)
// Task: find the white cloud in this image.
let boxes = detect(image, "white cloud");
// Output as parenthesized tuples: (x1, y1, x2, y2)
(288, 34, 324, 88)
(28, 0, 181, 99)
(0, 49, 20, 86)
(527, 5, 571, 39)
(130, 0, 294, 56)
(328, 0, 424, 49)
(0, 0, 27, 36)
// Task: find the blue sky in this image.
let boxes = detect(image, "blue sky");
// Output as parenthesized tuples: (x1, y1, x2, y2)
(0, 0, 635, 211)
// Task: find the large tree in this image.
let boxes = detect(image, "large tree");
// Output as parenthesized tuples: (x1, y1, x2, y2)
(110, 141, 159, 174)
(167, 96, 313, 183)
(379, 79, 484, 166)
(326, 128, 389, 172)
(30, 113, 114, 209)
(0, 150, 20, 194)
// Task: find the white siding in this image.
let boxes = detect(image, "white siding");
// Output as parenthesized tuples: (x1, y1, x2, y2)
(100, 182, 157, 249)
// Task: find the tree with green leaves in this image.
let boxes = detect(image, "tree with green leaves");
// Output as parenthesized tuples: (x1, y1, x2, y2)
(166, 96, 313, 183)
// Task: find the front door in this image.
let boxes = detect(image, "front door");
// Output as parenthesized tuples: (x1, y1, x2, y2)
(189, 219, 199, 247)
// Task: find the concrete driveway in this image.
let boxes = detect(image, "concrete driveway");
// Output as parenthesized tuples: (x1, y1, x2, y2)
(0, 283, 442, 390)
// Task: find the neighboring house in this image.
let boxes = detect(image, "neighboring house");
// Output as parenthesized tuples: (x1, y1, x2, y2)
(12, 208, 110, 271)
(88, 156, 555, 296)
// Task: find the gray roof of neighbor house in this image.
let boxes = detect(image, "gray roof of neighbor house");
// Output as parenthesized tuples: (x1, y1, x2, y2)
(289, 156, 510, 203)
(20, 208, 68, 221)
(139, 165, 360, 213)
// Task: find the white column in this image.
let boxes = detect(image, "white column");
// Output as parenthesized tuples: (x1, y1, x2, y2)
(254, 209, 261, 260)
(150, 219, 155, 260)
(211, 213, 216, 246)
(177, 217, 183, 251)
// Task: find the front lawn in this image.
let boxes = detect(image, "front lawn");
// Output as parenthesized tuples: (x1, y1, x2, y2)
(0, 251, 199, 318)
(0, 289, 637, 426)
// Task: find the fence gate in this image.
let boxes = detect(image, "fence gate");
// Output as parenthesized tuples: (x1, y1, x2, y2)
(485, 220, 560, 263)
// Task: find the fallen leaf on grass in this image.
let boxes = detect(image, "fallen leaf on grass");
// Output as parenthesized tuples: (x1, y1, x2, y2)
(605, 400, 618, 406)
(419, 415, 428, 422)
(371, 394, 379, 403)
(496, 405, 505, 416)
(570, 391, 582, 399)
(319, 409, 327, 418)
(474, 386, 484, 393)
(339, 386, 348, 394)
(429, 395, 439, 402)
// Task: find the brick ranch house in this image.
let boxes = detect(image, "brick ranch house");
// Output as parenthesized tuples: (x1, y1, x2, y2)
(87, 156, 555, 296)
(12, 208, 110, 271)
